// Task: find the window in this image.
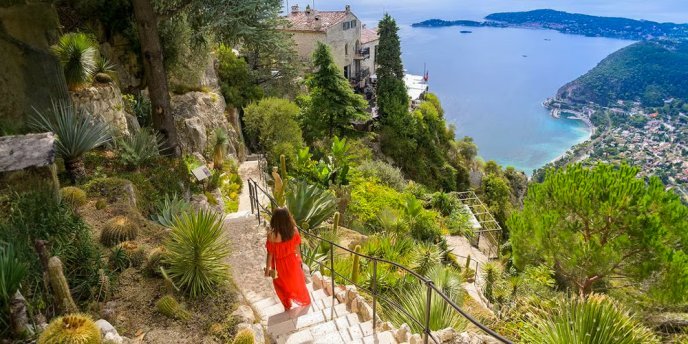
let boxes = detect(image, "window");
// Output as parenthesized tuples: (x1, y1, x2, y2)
(343, 22, 350, 30)
(351, 20, 357, 28)
(345, 43, 349, 56)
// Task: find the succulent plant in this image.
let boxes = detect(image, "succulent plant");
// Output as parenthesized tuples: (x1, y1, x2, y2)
(38, 314, 101, 344)
(232, 328, 255, 344)
(51, 32, 98, 90)
(156, 295, 190, 321)
(95, 269, 110, 302)
(119, 241, 146, 268)
(332, 212, 340, 233)
(47, 257, 78, 314)
(351, 245, 361, 285)
(60, 186, 87, 208)
(100, 216, 137, 247)
(145, 246, 167, 276)
(109, 246, 129, 272)
(95, 199, 107, 210)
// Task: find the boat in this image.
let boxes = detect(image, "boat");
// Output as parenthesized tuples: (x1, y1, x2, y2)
(522, 55, 528, 57)
(459, 30, 473, 34)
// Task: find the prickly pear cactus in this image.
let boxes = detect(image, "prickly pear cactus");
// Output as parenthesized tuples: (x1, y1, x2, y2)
(38, 314, 102, 344)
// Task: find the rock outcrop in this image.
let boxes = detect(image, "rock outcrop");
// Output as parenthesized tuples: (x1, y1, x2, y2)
(71, 84, 130, 136)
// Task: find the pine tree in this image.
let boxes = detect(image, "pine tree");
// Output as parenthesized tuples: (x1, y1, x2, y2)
(302, 42, 367, 140)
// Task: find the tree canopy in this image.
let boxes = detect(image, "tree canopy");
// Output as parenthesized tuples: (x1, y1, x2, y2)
(508, 163, 688, 299)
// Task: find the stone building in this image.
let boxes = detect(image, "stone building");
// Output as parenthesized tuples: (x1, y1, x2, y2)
(282, 4, 377, 85)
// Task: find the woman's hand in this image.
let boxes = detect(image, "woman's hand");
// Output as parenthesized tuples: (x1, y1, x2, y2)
(264, 267, 271, 277)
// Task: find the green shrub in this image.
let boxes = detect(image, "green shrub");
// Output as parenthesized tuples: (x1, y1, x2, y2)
(60, 186, 87, 208)
(519, 294, 660, 344)
(0, 189, 105, 310)
(30, 101, 111, 181)
(52, 32, 98, 90)
(232, 328, 255, 344)
(429, 192, 458, 217)
(355, 160, 406, 191)
(38, 313, 101, 344)
(243, 98, 304, 162)
(0, 243, 27, 338)
(117, 127, 163, 169)
(348, 180, 404, 231)
(285, 179, 337, 230)
(164, 210, 230, 297)
(152, 194, 190, 228)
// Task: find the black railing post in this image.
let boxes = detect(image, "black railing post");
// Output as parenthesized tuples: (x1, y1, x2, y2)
(424, 281, 432, 344)
(372, 260, 378, 330)
(330, 241, 335, 320)
(249, 182, 255, 215)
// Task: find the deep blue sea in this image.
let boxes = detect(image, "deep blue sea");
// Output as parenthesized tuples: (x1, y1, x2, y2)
(286, 1, 688, 173)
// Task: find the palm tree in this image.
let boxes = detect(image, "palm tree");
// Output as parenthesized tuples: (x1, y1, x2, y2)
(30, 101, 111, 182)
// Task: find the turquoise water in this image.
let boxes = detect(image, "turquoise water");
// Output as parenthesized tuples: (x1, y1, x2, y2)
(286, 1, 686, 173)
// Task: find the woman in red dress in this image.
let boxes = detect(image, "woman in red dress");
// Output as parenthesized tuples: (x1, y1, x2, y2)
(265, 207, 311, 310)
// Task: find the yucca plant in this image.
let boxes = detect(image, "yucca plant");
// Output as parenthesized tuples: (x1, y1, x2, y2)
(164, 210, 230, 298)
(211, 128, 229, 170)
(152, 194, 191, 228)
(117, 127, 163, 169)
(385, 266, 466, 333)
(30, 101, 111, 182)
(410, 243, 444, 276)
(285, 179, 337, 230)
(519, 294, 660, 344)
(52, 32, 98, 90)
(94, 56, 116, 76)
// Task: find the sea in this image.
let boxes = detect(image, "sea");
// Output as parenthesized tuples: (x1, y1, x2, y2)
(285, 1, 688, 174)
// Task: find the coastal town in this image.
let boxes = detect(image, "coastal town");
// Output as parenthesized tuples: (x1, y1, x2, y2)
(543, 98, 688, 201)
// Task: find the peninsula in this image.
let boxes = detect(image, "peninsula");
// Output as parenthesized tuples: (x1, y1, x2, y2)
(412, 9, 688, 40)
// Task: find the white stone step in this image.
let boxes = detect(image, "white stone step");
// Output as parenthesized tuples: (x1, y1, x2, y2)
(360, 331, 397, 344)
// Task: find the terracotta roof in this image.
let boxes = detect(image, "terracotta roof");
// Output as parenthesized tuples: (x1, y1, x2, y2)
(361, 28, 379, 44)
(284, 11, 349, 32)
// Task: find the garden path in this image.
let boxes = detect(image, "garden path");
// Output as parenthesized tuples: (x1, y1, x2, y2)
(445, 235, 490, 309)
(223, 160, 396, 343)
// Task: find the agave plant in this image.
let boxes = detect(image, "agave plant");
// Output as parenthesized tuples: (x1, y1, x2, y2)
(285, 179, 337, 230)
(211, 128, 229, 170)
(164, 210, 230, 297)
(117, 127, 163, 169)
(152, 194, 191, 228)
(385, 266, 466, 333)
(520, 294, 660, 344)
(30, 101, 111, 181)
(410, 243, 444, 276)
(52, 32, 98, 90)
(94, 56, 116, 75)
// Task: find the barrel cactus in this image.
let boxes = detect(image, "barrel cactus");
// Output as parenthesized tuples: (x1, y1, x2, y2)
(232, 328, 255, 344)
(119, 241, 146, 268)
(145, 246, 167, 276)
(100, 216, 137, 246)
(60, 186, 87, 208)
(38, 314, 101, 344)
(156, 295, 190, 320)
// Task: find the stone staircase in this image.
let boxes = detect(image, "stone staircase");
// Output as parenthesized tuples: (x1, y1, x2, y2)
(246, 282, 398, 344)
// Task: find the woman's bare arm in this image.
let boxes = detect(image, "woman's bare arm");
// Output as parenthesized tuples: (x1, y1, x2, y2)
(265, 252, 272, 276)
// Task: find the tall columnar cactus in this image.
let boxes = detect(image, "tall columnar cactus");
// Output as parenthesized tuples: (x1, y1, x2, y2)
(47, 257, 78, 314)
(280, 154, 288, 189)
(38, 314, 101, 344)
(271, 167, 285, 206)
(332, 212, 340, 233)
(100, 216, 138, 247)
(465, 255, 471, 271)
(156, 295, 190, 320)
(351, 245, 361, 285)
(96, 269, 110, 301)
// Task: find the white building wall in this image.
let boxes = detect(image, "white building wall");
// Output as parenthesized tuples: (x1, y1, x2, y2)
(324, 12, 361, 77)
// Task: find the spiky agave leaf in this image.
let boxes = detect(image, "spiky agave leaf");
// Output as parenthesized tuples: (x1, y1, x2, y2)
(285, 179, 336, 230)
(30, 101, 111, 162)
(52, 32, 98, 89)
(151, 194, 190, 228)
(519, 294, 660, 344)
(164, 210, 230, 297)
(117, 127, 163, 168)
(0, 243, 27, 305)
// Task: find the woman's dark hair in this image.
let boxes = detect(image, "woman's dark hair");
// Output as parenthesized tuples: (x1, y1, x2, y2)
(270, 207, 297, 241)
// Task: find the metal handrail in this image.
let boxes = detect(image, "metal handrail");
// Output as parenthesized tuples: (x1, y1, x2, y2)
(247, 178, 512, 344)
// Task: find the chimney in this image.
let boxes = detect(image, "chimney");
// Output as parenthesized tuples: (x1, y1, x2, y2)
(305, 5, 312, 15)
(345, 5, 351, 13)
(291, 4, 299, 14)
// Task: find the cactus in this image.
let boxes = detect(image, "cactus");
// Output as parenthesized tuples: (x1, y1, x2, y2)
(119, 241, 146, 268)
(351, 245, 362, 285)
(145, 246, 167, 276)
(332, 212, 340, 233)
(60, 186, 87, 208)
(271, 167, 285, 206)
(156, 295, 190, 320)
(95, 199, 107, 210)
(464, 255, 471, 271)
(232, 328, 255, 344)
(47, 257, 78, 314)
(95, 269, 110, 301)
(100, 216, 138, 247)
(280, 154, 288, 190)
(38, 314, 101, 344)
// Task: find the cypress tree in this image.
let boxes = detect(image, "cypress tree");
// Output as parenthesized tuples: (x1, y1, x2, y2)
(303, 42, 367, 140)
(376, 14, 409, 121)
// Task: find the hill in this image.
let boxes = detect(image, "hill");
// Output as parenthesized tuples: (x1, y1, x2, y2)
(413, 9, 688, 41)
(557, 39, 688, 106)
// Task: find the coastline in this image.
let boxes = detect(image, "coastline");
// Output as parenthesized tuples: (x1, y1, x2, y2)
(545, 103, 595, 165)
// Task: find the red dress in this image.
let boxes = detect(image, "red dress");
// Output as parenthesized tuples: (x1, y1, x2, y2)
(266, 231, 311, 309)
